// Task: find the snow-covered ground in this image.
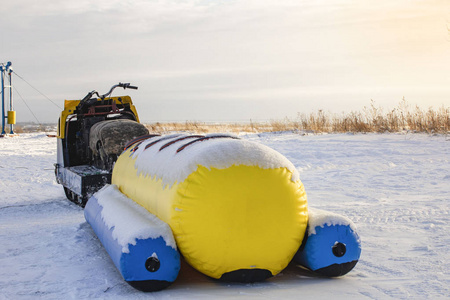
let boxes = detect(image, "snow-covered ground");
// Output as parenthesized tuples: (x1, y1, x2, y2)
(1, 132, 449, 299)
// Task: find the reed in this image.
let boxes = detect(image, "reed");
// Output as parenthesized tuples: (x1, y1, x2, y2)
(15, 100, 448, 134)
(145, 100, 449, 134)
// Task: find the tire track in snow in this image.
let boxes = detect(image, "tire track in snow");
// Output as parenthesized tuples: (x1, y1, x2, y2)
(347, 207, 449, 225)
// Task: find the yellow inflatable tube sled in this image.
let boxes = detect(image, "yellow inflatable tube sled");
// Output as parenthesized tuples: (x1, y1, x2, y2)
(112, 133, 308, 282)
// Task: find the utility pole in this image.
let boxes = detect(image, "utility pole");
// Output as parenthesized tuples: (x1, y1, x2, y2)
(1, 61, 15, 136)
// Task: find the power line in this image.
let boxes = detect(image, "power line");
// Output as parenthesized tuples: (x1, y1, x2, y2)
(13, 71, 62, 109)
(13, 86, 42, 125)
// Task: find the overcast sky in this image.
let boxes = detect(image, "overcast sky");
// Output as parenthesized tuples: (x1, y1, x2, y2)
(1, 0, 449, 123)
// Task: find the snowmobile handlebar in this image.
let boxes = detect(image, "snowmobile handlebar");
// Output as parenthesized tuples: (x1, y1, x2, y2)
(99, 82, 138, 99)
(80, 83, 138, 103)
(78, 83, 138, 112)
(122, 83, 138, 90)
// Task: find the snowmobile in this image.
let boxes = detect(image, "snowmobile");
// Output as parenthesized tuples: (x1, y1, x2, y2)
(54, 83, 149, 206)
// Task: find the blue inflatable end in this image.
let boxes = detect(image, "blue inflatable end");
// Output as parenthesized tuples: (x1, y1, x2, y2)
(294, 208, 361, 277)
(84, 184, 180, 291)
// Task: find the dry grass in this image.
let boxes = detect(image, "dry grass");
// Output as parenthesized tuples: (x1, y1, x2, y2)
(11, 124, 56, 133)
(146, 100, 450, 134)
(145, 121, 264, 134)
(11, 100, 449, 135)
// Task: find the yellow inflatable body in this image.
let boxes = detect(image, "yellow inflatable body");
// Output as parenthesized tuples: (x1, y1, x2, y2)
(112, 134, 308, 281)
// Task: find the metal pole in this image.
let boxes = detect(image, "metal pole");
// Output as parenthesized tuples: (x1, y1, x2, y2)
(1, 65, 5, 135)
(8, 65, 14, 134)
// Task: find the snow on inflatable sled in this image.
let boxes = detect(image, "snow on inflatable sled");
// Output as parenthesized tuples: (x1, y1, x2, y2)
(55, 84, 361, 292)
(293, 208, 361, 277)
(85, 133, 361, 291)
(85, 185, 180, 291)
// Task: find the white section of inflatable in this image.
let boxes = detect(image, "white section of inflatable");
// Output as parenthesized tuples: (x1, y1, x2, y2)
(130, 134, 300, 188)
(307, 207, 357, 236)
(95, 184, 177, 252)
